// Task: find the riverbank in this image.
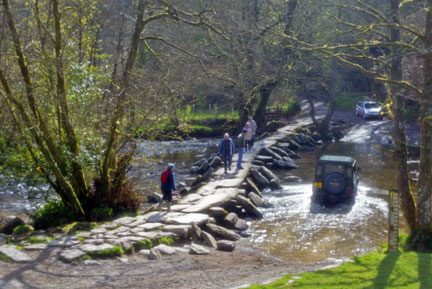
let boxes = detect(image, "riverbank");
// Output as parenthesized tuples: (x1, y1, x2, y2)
(0, 102, 421, 289)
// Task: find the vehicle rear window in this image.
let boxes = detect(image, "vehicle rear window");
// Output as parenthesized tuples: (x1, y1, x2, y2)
(324, 164, 344, 174)
(346, 168, 352, 177)
(365, 103, 380, 109)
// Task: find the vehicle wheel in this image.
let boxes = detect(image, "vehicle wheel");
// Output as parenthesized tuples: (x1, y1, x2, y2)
(324, 173, 346, 194)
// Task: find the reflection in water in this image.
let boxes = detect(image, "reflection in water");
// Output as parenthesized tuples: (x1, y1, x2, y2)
(244, 142, 410, 263)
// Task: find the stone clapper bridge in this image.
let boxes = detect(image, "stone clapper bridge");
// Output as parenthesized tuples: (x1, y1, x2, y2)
(0, 118, 351, 263)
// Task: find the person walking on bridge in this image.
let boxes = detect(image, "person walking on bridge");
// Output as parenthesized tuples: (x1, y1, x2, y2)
(248, 116, 257, 147)
(243, 122, 252, 151)
(158, 163, 177, 212)
(236, 129, 247, 169)
(219, 133, 235, 174)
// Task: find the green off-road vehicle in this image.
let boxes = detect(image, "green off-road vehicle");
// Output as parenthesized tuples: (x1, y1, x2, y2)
(312, 155, 360, 205)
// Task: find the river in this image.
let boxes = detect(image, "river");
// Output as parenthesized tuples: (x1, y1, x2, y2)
(1, 135, 416, 264)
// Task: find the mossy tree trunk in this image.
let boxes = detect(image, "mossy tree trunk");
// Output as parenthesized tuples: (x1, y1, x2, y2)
(415, 2, 432, 234)
(388, 0, 416, 233)
(254, 80, 279, 127)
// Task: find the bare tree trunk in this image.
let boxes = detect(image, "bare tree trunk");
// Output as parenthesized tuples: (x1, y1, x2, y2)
(100, 0, 148, 192)
(2, 0, 85, 214)
(316, 57, 336, 138)
(52, 0, 88, 211)
(389, 0, 416, 232)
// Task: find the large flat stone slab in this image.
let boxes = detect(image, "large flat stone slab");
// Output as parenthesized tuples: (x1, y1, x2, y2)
(0, 245, 32, 262)
(161, 213, 210, 225)
(59, 249, 85, 263)
(112, 217, 136, 226)
(79, 243, 114, 253)
(137, 222, 164, 231)
(182, 189, 238, 213)
(162, 224, 191, 239)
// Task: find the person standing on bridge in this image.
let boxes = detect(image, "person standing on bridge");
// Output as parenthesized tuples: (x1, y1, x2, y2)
(157, 163, 177, 212)
(219, 133, 235, 174)
(248, 116, 257, 147)
(243, 122, 252, 151)
(236, 129, 247, 169)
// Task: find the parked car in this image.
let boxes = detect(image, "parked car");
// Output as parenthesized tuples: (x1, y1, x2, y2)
(312, 155, 360, 205)
(355, 101, 383, 119)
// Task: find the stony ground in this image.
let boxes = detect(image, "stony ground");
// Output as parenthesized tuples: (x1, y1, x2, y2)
(0, 102, 420, 289)
(0, 242, 337, 289)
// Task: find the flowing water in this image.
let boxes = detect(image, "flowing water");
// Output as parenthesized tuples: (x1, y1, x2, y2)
(242, 142, 412, 263)
(1, 137, 415, 264)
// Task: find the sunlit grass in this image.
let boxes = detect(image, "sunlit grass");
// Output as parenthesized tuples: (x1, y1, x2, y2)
(244, 250, 432, 289)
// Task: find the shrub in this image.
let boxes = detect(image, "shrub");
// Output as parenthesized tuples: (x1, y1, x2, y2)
(90, 207, 114, 222)
(33, 200, 78, 230)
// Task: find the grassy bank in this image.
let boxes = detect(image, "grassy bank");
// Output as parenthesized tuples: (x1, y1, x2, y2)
(245, 241, 431, 289)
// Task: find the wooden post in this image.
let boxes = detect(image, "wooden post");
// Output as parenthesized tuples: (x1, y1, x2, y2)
(388, 189, 400, 252)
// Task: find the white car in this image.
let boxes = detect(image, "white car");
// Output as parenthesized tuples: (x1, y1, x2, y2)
(355, 101, 383, 119)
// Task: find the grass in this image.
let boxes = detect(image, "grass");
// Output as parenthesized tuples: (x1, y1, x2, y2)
(244, 238, 432, 289)
(61, 222, 99, 235)
(27, 236, 51, 244)
(180, 107, 239, 122)
(134, 239, 153, 251)
(13, 224, 33, 235)
(158, 236, 175, 246)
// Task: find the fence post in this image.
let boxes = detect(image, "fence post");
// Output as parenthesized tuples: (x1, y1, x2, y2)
(388, 189, 400, 252)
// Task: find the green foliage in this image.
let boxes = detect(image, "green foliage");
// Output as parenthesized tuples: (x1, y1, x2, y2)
(27, 236, 50, 244)
(33, 200, 79, 230)
(87, 245, 124, 258)
(266, 120, 285, 133)
(90, 207, 114, 222)
(134, 239, 153, 250)
(80, 254, 92, 261)
(334, 93, 365, 111)
(158, 236, 174, 246)
(13, 225, 33, 235)
(280, 99, 301, 117)
(61, 222, 98, 235)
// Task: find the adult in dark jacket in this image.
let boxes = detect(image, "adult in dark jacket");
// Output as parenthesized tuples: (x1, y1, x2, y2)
(236, 129, 247, 169)
(158, 163, 177, 212)
(219, 133, 235, 174)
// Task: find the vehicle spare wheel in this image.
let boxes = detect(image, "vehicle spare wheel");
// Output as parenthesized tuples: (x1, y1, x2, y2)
(324, 173, 346, 194)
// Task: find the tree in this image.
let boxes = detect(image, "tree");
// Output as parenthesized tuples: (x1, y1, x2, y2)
(0, 0, 220, 220)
